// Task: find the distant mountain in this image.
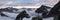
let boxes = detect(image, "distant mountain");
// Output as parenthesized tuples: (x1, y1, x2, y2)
(35, 5, 51, 13)
(0, 7, 18, 13)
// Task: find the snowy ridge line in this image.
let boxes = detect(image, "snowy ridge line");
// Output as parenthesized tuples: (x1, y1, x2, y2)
(0, 6, 40, 9)
(13, 7, 39, 8)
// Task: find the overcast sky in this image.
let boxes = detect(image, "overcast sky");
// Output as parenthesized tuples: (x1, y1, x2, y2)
(0, 0, 59, 5)
(0, 0, 59, 8)
(0, 0, 48, 6)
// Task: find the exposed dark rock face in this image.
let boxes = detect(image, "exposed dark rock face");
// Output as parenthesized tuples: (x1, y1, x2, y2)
(15, 10, 30, 20)
(48, 1, 60, 20)
(35, 5, 48, 13)
(35, 5, 51, 18)
(35, 5, 51, 13)
(48, 1, 60, 17)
